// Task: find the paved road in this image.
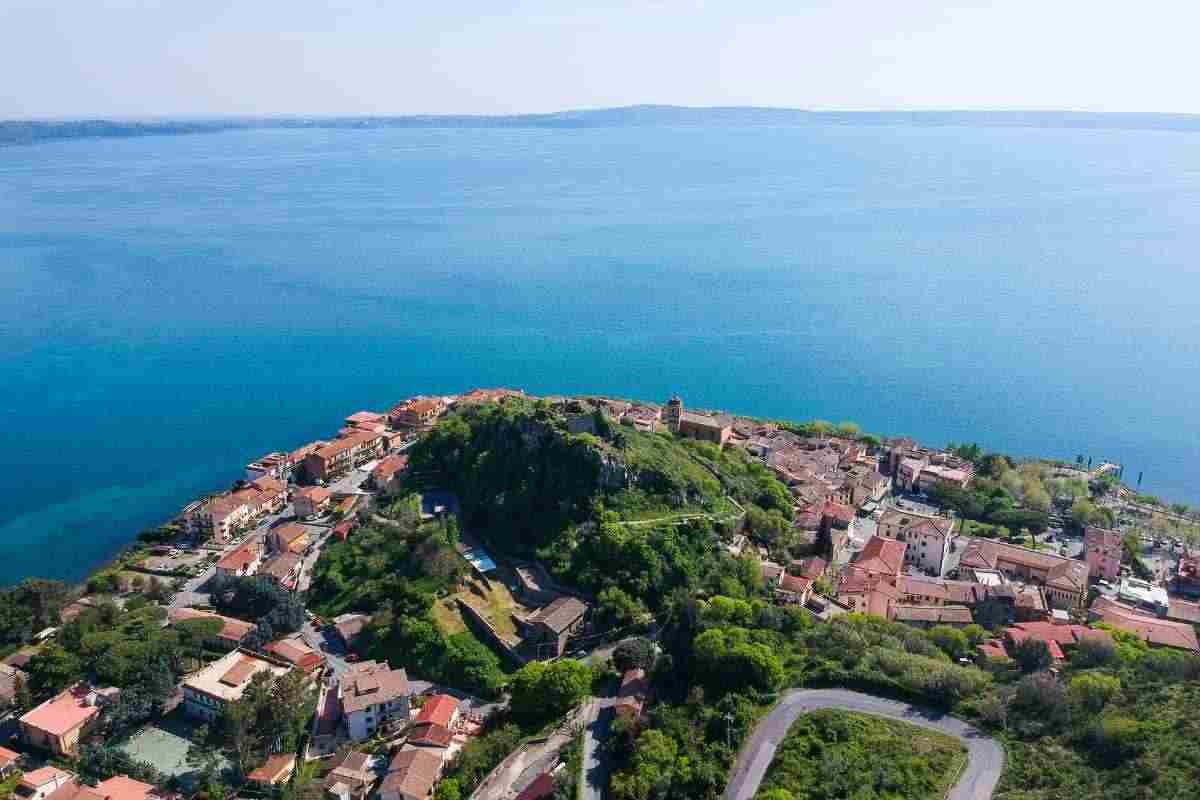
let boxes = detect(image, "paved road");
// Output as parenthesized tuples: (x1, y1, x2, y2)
(580, 696, 616, 800)
(723, 689, 1004, 800)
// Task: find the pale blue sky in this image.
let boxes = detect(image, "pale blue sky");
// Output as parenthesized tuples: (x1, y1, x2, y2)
(2, 1, 1196, 118)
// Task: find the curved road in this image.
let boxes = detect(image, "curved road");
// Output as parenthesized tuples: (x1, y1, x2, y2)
(724, 689, 1004, 800)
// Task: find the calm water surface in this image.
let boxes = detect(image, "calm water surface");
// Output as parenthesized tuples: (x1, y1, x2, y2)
(2, 123, 1199, 586)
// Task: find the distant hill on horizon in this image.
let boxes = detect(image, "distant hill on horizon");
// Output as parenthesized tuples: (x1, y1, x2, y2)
(5, 105, 1200, 146)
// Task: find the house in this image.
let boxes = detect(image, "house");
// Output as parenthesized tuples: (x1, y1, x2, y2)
(245, 451, 297, 482)
(916, 464, 971, 493)
(663, 397, 731, 447)
(14, 768, 76, 800)
(877, 509, 955, 576)
(247, 754, 297, 787)
(622, 404, 661, 431)
(333, 519, 358, 541)
(957, 538, 1089, 609)
(522, 597, 588, 659)
(259, 552, 303, 588)
(183, 477, 289, 542)
(454, 388, 525, 407)
(167, 607, 255, 650)
(333, 613, 371, 649)
(1003, 621, 1114, 663)
(614, 668, 650, 722)
(1089, 597, 1200, 653)
(407, 722, 454, 752)
(265, 636, 324, 674)
(19, 684, 113, 757)
(1166, 598, 1200, 627)
(271, 522, 311, 555)
(378, 747, 442, 800)
(775, 573, 813, 606)
(387, 398, 446, 430)
(304, 430, 386, 483)
(0, 745, 20, 778)
(759, 561, 785, 587)
(1174, 554, 1200, 598)
(214, 540, 262, 579)
(181, 649, 291, 722)
(819, 501, 857, 541)
(93, 776, 159, 800)
(836, 571, 900, 619)
(414, 694, 459, 729)
(1117, 577, 1169, 614)
(846, 535, 907, 583)
(891, 605, 974, 629)
(339, 661, 411, 741)
(345, 411, 386, 429)
(1085, 527, 1122, 583)
(294, 487, 333, 519)
(371, 455, 409, 493)
(324, 751, 376, 800)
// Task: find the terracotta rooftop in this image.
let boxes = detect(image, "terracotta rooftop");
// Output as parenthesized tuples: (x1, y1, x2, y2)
(851, 535, 907, 577)
(215, 540, 259, 572)
(892, 605, 974, 625)
(779, 573, 813, 595)
(19, 684, 102, 737)
(407, 722, 453, 748)
(414, 694, 458, 728)
(1090, 597, 1200, 653)
(247, 753, 296, 784)
(372, 454, 409, 482)
(528, 596, 588, 634)
(0, 744, 19, 769)
(296, 486, 331, 503)
(265, 637, 323, 673)
(94, 775, 157, 800)
(340, 661, 409, 715)
(380, 747, 441, 800)
(19, 767, 73, 789)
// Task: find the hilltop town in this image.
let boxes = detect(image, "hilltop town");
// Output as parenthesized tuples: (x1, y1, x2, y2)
(1, 389, 1199, 800)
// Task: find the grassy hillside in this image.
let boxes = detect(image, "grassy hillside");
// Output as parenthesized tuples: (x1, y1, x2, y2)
(755, 710, 967, 800)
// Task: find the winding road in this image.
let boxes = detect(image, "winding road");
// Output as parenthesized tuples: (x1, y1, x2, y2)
(723, 689, 1004, 800)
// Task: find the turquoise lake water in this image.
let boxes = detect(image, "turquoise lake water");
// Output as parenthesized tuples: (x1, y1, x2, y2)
(2, 122, 1199, 586)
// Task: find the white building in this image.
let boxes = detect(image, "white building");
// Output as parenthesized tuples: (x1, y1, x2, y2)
(338, 661, 411, 741)
(876, 508, 955, 576)
(182, 649, 291, 722)
(1118, 577, 1169, 614)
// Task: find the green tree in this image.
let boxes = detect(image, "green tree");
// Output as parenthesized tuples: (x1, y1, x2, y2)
(1069, 673, 1121, 713)
(596, 587, 648, 630)
(1012, 638, 1053, 674)
(509, 660, 592, 720)
(612, 638, 656, 673)
(927, 626, 969, 660)
(433, 779, 462, 800)
(26, 643, 82, 698)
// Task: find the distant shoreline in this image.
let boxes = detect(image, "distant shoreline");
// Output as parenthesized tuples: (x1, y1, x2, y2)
(5, 106, 1200, 146)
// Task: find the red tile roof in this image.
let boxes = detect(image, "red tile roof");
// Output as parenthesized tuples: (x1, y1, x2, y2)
(852, 535, 906, 577)
(1090, 597, 1200, 653)
(407, 722, 453, 748)
(19, 684, 101, 737)
(94, 776, 157, 800)
(0, 745, 19, 769)
(414, 694, 458, 728)
(215, 542, 259, 572)
(247, 754, 296, 784)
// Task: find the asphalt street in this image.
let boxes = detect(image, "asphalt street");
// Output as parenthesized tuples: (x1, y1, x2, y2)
(722, 689, 1004, 800)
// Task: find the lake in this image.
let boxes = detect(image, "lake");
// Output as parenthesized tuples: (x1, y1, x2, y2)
(2, 120, 1199, 586)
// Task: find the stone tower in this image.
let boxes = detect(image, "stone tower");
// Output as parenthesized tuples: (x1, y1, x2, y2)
(665, 395, 683, 433)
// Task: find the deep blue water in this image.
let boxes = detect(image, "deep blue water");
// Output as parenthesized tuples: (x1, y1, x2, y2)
(2, 123, 1199, 587)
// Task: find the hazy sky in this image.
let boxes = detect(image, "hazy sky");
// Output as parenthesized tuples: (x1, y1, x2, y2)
(3, 1, 1197, 118)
